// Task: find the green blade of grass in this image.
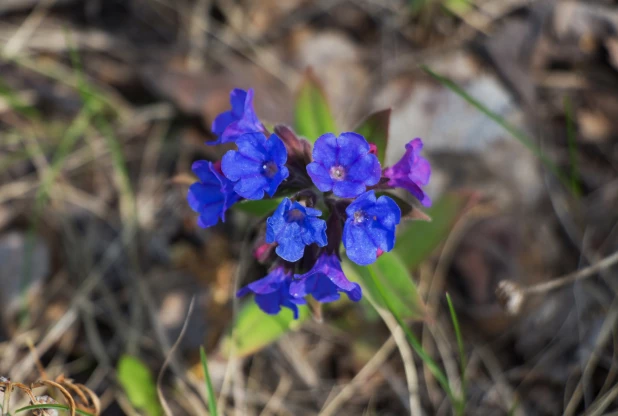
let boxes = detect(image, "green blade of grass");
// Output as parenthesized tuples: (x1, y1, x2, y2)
(421, 65, 576, 196)
(14, 404, 94, 416)
(446, 293, 466, 416)
(365, 266, 456, 405)
(200, 346, 219, 416)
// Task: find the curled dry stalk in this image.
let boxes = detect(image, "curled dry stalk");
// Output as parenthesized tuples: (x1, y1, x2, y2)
(497, 250, 618, 315)
(0, 375, 100, 416)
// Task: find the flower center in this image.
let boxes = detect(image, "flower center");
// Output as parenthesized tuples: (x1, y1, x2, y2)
(287, 208, 305, 222)
(261, 161, 279, 178)
(353, 210, 367, 225)
(329, 165, 346, 181)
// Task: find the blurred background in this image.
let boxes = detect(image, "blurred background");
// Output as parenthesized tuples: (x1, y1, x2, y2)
(1, 0, 618, 414)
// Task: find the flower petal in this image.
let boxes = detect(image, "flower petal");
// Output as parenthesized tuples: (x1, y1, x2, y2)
(306, 162, 333, 192)
(343, 224, 378, 266)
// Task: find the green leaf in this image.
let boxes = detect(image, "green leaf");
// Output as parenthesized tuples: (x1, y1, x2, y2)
(354, 109, 391, 165)
(294, 69, 337, 143)
(444, 0, 472, 14)
(446, 293, 466, 416)
(395, 192, 475, 269)
(200, 347, 218, 416)
(117, 355, 163, 416)
(343, 251, 426, 321)
(221, 302, 310, 357)
(15, 404, 94, 416)
(232, 198, 282, 216)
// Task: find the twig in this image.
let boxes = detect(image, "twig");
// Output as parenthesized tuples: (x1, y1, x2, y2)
(526, 251, 618, 294)
(156, 296, 196, 416)
(3, 0, 55, 57)
(497, 250, 618, 314)
(320, 335, 397, 416)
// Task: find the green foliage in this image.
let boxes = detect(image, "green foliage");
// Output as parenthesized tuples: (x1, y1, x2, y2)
(221, 302, 310, 357)
(294, 69, 337, 143)
(354, 109, 391, 165)
(117, 355, 163, 416)
(395, 193, 474, 269)
(446, 293, 466, 415)
(200, 347, 218, 416)
(14, 404, 94, 416)
(343, 251, 425, 321)
(233, 198, 282, 216)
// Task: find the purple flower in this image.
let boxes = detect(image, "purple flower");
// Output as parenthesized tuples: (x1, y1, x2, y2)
(209, 88, 263, 145)
(291, 253, 362, 303)
(343, 190, 401, 266)
(306, 132, 381, 198)
(221, 132, 289, 200)
(383, 138, 431, 207)
(187, 161, 240, 228)
(266, 198, 327, 262)
(237, 267, 305, 319)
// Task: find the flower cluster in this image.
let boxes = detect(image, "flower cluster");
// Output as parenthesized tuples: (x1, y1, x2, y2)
(188, 89, 431, 318)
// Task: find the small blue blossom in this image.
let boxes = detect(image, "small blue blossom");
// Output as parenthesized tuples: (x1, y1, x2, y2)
(343, 190, 401, 266)
(237, 267, 306, 319)
(187, 161, 240, 228)
(383, 138, 431, 206)
(291, 253, 362, 303)
(221, 132, 289, 200)
(266, 198, 327, 262)
(210, 88, 263, 145)
(307, 132, 381, 198)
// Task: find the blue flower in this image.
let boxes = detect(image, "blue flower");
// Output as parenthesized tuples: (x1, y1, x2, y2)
(187, 161, 240, 228)
(266, 198, 327, 262)
(291, 253, 362, 303)
(383, 138, 431, 206)
(343, 190, 401, 266)
(237, 267, 306, 318)
(306, 132, 381, 198)
(209, 88, 263, 145)
(221, 132, 289, 200)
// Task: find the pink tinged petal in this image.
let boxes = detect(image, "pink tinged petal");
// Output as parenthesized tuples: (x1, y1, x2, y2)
(408, 156, 431, 186)
(406, 138, 424, 152)
(420, 193, 432, 207)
